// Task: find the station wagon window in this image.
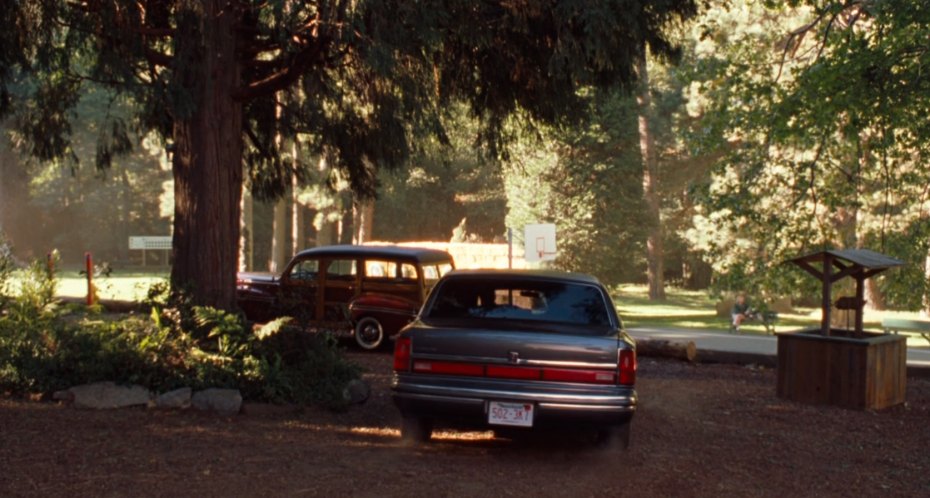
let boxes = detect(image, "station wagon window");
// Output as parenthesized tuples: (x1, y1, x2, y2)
(423, 262, 454, 281)
(400, 263, 418, 280)
(326, 259, 356, 280)
(288, 259, 319, 282)
(364, 260, 397, 279)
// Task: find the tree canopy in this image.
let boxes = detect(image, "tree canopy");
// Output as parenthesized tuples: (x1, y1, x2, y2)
(679, 0, 930, 307)
(2, 0, 699, 309)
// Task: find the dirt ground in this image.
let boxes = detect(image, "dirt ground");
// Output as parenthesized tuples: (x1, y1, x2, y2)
(2, 351, 929, 497)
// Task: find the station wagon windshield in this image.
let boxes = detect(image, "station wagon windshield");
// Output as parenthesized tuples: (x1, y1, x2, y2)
(426, 279, 612, 327)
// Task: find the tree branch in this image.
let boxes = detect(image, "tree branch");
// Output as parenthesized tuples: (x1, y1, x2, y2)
(244, 123, 274, 160)
(144, 47, 172, 67)
(236, 45, 325, 101)
(235, 0, 358, 101)
(239, 38, 283, 59)
(775, 2, 865, 82)
(134, 26, 174, 37)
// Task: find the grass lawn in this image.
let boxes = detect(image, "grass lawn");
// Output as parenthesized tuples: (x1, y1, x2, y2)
(53, 270, 168, 302)
(613, 284, 930, 347)
(13, 270, 930, 348)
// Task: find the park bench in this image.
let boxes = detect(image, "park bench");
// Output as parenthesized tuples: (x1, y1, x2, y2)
(729, 308, 778, 335)
(882, 317, 930, 346)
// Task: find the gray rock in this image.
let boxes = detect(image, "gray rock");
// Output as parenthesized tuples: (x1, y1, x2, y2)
(52, 390, 74, 402)
(156, 387, 192, 409)
(191, 388, 242, 416)
(342, 379, 370, 405)
(69, 382, 152, 409)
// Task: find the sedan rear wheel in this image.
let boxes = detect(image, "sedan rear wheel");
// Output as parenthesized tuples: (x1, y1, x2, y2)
(400, 416, 432, 444)
(354, 317, 384, 350)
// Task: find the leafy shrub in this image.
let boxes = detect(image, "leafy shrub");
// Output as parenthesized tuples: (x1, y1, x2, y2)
(250, 322, 361, 410)
(0, 263, 360, 409)
(0, 249, 65, 394)
(191, 311, 361, 409)
(0, 235, 15, 310)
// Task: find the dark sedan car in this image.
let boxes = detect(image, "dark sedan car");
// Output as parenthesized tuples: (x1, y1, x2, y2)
(391, 270, 637, 449)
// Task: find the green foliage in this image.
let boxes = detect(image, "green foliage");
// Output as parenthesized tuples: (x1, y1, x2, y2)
(877, 219, 930, 311)
(0, 235, 15, 310)
(0, 258, 359, 408)
(504, 90, 648, 284)
(375, 104, 507, 241)
(5, 252, 59, 324)
(25, 317, 192, 393)
(249, 327, 361, 410)
(142, 279, 171, 309)
(1, 77, 171, 267)
(194, 306, 252, 357)
(4, 1, 701, 310)
(676, 0, 930, 307)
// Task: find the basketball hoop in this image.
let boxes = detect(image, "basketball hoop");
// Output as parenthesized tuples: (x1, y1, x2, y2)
(524, 224, 557, 263)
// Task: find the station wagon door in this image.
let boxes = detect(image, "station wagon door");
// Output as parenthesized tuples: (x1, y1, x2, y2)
(321, 257, 358, 322)
(278, 257, 320, 321)
(360, 259, 421, 304)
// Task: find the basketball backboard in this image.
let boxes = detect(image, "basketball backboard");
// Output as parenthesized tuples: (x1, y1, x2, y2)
(524, 224, 557, 263)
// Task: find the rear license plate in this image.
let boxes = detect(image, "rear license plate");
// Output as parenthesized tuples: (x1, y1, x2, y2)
(488, 401, 534, 427)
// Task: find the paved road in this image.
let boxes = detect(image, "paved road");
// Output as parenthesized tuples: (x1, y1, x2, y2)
(627, 326, 930, 369)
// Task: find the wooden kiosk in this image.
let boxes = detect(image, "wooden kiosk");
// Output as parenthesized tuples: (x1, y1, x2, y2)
(777, 249, 907, 410)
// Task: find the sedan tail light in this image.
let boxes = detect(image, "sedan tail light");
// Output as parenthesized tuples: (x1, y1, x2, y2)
(542, 368, 615, 384)
(397, 343, 636, 386)
(394, 336, 412, 372)
(413, 361, 484, 376)
(618, 348, 636, 386)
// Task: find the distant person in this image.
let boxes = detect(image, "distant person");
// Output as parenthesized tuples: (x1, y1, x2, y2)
(731, 294, 752, 329)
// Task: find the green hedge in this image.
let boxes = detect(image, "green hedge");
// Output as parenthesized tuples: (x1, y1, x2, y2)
(0, 251, 360, 410)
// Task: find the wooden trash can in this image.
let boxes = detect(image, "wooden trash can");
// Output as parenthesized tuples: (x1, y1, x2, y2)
(777, 329, 907, 410)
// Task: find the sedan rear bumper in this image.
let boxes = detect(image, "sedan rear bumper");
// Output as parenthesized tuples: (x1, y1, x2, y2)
(392, 375, 636, 427)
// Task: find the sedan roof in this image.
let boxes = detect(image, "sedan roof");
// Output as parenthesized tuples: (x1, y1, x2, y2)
(294, 244, 453, 264)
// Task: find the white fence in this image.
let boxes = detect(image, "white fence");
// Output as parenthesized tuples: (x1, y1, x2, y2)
(129, 236, 172, 266)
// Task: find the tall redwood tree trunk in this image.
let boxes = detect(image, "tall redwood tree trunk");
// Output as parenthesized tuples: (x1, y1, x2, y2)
(291, 144, 305, 254)
(637, 55, 666, 301)
(924, 250, 930, 318)
(271, 197, 288, 271)
(240, 189, 254, 271)
(270, 97, 289, 272)
(170, 3, 243, 310)
(353, 199, 375, 244)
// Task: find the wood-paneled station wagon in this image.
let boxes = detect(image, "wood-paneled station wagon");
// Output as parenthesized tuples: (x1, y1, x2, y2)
(236, 245, 455, 349)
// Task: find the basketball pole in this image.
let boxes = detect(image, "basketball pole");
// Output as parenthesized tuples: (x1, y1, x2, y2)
(507, 227, 513, 269)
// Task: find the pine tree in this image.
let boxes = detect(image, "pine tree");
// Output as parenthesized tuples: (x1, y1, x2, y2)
(2, 1, 698, 310)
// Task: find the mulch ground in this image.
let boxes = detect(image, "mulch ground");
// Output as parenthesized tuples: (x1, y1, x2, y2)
(2, 351, 929, 497)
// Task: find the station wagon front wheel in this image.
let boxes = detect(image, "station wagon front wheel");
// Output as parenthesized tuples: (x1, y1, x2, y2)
(354, 317, 384, 350)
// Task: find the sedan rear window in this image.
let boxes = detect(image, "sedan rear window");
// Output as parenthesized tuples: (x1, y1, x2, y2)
(426, 279, 611, 327)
